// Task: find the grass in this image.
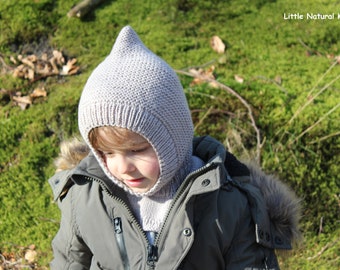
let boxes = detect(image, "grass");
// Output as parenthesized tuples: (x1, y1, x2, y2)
(0, 0, 339, 268)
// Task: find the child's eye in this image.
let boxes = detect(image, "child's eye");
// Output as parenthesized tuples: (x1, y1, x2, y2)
(131, 147, 147, 153)
(101, 151, 114, 157)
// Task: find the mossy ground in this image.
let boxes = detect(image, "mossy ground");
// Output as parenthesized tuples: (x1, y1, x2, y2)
(1, 0, 339, 268)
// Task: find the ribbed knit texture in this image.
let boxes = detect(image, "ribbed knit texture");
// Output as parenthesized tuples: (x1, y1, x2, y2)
(78, 26, 194, 202)
(128, 155, 204, 232)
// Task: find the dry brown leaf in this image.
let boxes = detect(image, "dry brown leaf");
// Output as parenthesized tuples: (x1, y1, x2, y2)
(13, 95, 32, 110)
(20, 56, 36, 69)
(234, 74, 244, 84)
(53, 50, 65, 66)
(12, 64, 35, 80)
(27, 68, 35, 80)
(41, 53, 48, 61)
(10, 50, 79, 83)
(24, 249, 37, 263)
(61, 58, 80, 75)
(49, 57, 59, 74)
(27, 54, 38, 63)
(12, 64, 26, 78)
(210, 35, 225, 54)
(335, 55, 340, 64)
(24, 245, 37, 263)
(189, 66, 218, 88)
(13, 95, 32, 104)
(10, 55, 17, 64)
(35, 61, 52, 75)
(30, 87, 47, 98)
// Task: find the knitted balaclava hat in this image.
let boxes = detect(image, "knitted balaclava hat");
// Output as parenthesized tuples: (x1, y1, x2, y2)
(78, 26, 194, 197)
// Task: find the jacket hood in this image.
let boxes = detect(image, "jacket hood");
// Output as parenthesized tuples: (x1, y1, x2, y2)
(51, 136, 301, 248)
(246, 162, 302, 247)
(192, 136, 302, 248)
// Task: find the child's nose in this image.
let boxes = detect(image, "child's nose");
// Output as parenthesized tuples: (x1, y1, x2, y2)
(117, 155, 135, 174)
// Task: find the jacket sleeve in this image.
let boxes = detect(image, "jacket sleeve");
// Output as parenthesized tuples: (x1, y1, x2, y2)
(49, 176, 93, 270)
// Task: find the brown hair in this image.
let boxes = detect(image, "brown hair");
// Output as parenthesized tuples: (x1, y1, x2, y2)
(89, 126, 148, 152)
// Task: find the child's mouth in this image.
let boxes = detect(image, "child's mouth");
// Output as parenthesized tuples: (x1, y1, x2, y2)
(125, 178, 144, 187)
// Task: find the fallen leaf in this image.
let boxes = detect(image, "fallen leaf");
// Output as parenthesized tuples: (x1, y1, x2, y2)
(13, 95, 32, 110)
(27, 67, 35, 80)
(189, 66, 218, 88)
(12, 64, 26, 78)
(41, 53, 48, 61)
(234, 74, 244, 83)
(53, 50, 65, 66)
(49, 57, 60, 74)
(61, 58, 80, 75)
(20, 55, 36, 69)
(10, 55, 17, 64)
(11, 50, 80, 82)
(30, 87, 47, 98)
(24, 249, 37, 263)
(210, 35, 225, 54)
(335, 55, 340, 64)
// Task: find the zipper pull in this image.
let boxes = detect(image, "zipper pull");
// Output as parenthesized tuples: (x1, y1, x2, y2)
(114, 217, 123, 234)
(113, 217, 130, 270)
(147, 244, 158, 267)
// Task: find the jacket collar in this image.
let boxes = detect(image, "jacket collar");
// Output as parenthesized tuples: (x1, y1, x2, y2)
(50, 136, 228, 201)
(185, 136, 229, 197)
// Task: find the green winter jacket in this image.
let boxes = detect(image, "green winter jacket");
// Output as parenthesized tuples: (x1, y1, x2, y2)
(49, 136, 301, 270)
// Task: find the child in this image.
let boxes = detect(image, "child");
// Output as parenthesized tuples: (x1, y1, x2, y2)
(49, 26, 301, 269)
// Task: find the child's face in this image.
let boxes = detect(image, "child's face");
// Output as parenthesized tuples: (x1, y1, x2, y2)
(96, 128, 160, 193)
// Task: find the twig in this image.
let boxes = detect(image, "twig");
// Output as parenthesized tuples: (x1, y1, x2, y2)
(176, 69, 262, 163)
(288, 102, 340, 146)
(276, 60, 340, 144)
(298, 38, 323, 56)
(67, 0, 106, 18)
(254, 75, 288, 95)
(308, 131, 340, 144)
(38, 217, 60, 224)
(318, 216, 323, 235)
(181, 59, 218, 72)
(307, 237, 340, 260)
(287, 60, 339, 126)
(193, 106, 213, 132)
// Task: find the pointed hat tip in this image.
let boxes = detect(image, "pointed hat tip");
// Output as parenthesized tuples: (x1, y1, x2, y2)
(110, 25, 144, 55)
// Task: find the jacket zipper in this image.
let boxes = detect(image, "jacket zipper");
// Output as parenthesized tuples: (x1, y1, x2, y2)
(82, 176, 153, 269)
(113, 217, 130, 270)
(153, 163, 219, 251)
(82, 162, 218, 269)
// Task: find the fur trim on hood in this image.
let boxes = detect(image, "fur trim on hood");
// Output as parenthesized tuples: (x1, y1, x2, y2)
(53, 137, 301, 248)
(246, 162, 302, 247)
(54, 137, 90, 172)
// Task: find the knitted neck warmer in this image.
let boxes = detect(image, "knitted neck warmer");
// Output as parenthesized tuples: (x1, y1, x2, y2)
(78, 26, 194, 198)
(128, 155, 204, 232)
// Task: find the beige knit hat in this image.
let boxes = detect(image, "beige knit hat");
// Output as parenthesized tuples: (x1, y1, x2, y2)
(78, 25, 194, 196)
